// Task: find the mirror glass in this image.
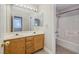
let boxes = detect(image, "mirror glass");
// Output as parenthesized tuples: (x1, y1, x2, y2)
(6, 4, 43, 32)
(34, 18, 40, 26)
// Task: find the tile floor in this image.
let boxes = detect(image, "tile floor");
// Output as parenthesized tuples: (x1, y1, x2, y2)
(35, 49, 48, 54)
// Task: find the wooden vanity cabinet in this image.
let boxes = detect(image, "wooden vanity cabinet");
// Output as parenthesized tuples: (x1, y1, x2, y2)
(34, 34, 44, 52)
(4, 38, 25, 54)
(25, 36, 34, 54)
(4, 34, 44, 54)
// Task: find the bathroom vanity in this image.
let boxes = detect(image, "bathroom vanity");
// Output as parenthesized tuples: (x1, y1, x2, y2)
(0, 5, 45, 54)
(4, 31, 44, 54)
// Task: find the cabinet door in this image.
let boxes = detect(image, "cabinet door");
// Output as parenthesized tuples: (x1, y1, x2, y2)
(34, 34, 44, 52)
(25, 36, 34, 54)
(4, 38, 25, 54)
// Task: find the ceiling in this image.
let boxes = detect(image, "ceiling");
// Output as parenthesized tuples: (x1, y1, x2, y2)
(56, 4, 79, 13)
(56, 4, 79, 16)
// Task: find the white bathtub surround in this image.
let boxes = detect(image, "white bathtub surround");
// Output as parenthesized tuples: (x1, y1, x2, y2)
(57, 14, 79, 54)
(56, 44, 76, 54)
(57, 39, 79, 54)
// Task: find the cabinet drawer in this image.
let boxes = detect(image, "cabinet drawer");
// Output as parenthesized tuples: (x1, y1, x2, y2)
(26, 41, 34, 54)
(26, 36, 33, 42)
(26, 41, 33, 44)
(26, 46, 34, 54)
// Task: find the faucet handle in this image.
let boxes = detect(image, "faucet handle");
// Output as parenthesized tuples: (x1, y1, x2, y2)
(33, 32, 36, 34)
(15, 34, 19, 36)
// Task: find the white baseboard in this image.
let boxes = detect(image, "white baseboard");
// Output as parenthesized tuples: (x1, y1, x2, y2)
(57, 39, 79, 54)
(44, 47, 53, 54)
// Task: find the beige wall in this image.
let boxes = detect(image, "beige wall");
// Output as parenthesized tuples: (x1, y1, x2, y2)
(39, 5, 56, 54)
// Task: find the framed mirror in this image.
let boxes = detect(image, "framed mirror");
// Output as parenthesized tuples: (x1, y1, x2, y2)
(6, 5, 43, 32)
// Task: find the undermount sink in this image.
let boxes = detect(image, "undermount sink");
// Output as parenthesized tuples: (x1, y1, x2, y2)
(4, 31, 44, 40)
(33, 32, 36, 34)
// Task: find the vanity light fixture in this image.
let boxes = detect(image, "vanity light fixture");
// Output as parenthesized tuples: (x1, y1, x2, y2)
(14, 4, 38, 12)
(23, 5, 27, 8)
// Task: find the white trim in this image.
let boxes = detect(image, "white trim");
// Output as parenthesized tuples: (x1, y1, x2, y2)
(44, 47, 53, 54)
(57, 39, 79, 54)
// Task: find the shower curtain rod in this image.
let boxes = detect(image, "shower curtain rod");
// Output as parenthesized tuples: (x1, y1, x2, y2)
(57, 8, 79, 15)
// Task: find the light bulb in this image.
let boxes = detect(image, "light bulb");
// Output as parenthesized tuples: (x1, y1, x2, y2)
(24, 5, 26, 8)
(19, 4, 23, 7)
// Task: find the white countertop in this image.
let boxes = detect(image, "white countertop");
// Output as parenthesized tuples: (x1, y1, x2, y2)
(3, 31, 44, 40)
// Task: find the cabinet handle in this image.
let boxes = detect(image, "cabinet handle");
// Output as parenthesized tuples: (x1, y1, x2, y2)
(4, 41, 10, 46)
